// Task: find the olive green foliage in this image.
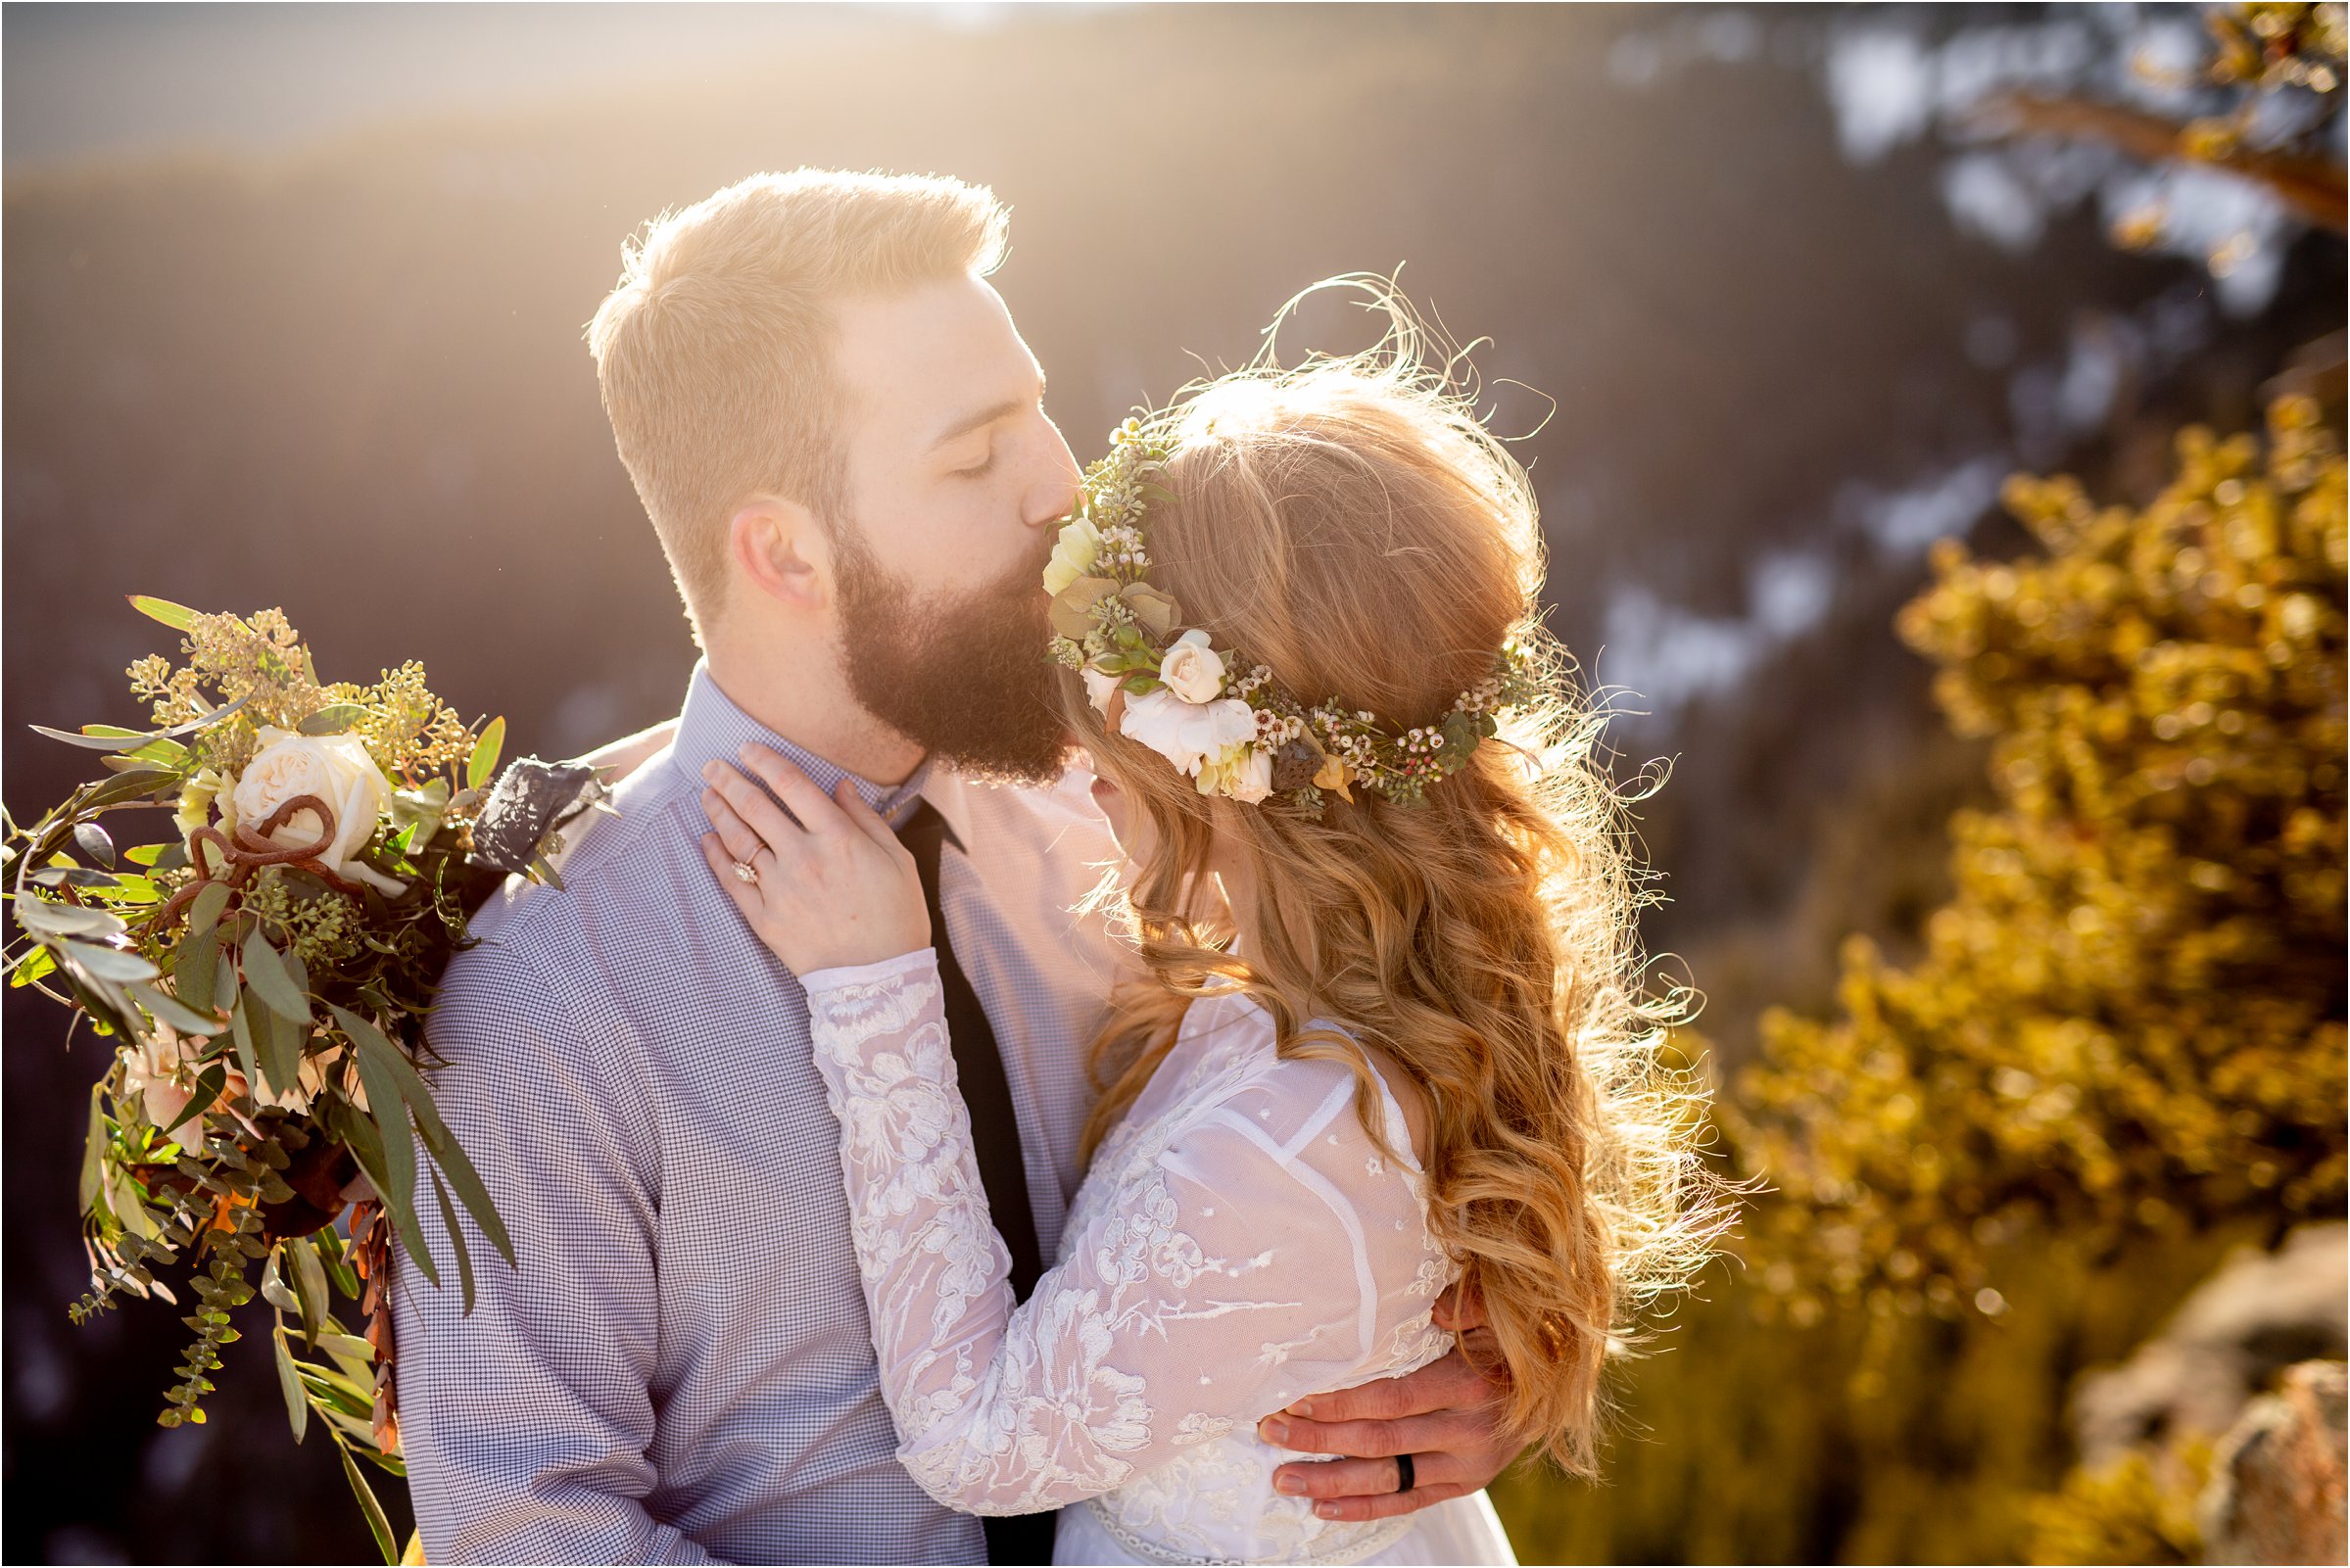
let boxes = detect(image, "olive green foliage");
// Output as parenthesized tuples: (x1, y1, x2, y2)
(1490, 1223, 2258, 1565)
(2020, 1440, 2211, 1567)
(1736, 397, 2346, 1315)
(1489, 399, 2345, 1564)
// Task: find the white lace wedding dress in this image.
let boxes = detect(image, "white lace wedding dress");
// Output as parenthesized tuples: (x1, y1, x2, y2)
(799, 949, 1517, 1566)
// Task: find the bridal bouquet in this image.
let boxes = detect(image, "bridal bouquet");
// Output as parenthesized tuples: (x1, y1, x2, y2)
(5, 598, 600, 1558)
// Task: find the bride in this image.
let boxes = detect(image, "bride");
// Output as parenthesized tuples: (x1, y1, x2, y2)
(695, 307, 1721, 1565)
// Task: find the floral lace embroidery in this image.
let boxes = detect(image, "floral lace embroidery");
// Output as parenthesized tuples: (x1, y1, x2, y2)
(804, 963, 1460, 1559)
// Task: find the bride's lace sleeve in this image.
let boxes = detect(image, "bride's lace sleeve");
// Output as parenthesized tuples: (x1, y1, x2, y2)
(798, 948, 1445, 1516)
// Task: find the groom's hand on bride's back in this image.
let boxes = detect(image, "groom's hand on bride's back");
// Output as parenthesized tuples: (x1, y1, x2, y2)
(1255, 1281, 1521, 1521)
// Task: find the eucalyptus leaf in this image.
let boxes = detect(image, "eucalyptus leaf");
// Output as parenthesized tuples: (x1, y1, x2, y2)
(63, 968, 139, 1040)
(10, 945, 58, 988)
(287, 1236, 331, 1346)
(26, 867, 122, 889)
(259, 1251, 300, 1312)
(427, 1164, 478, 1317)
(337, 1439, 398, 1566)
(331, 1099, 438, 1290)
(127, 594, 199, 630)
(299, 704, 372, 737)
(29, 694, 248, 752)
(466, 717, 506, 789)
(121, 736, 192, 769)
(12, 897, 128, 941)
(58, 940, 160, 984)
(218, 960, 254, 1079)
(387, 783, 451, 847)
(240, 928, 312, 1025)
(130, 980, 221, 1037)
(100, 874, 159, 903)
(174, 923, 221, 1016)
(237, 989, 301, 1100)
(107, 1165, 160, 1241)
(298, 1365, 377, 1421)
(78, 1084, 108, 1212)
(351, 1043, 417, 1218)
(161, 1064, 224, 1136)
(334, 1005, 514, 1265)
(187, 880, 231, 938)
(272, 1325, 310, 1445)
(78, 767, 185, 811)
(72, 823, 117, 868)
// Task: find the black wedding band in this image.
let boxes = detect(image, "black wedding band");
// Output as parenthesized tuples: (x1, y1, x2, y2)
(1394, 1452, 1415, 1494)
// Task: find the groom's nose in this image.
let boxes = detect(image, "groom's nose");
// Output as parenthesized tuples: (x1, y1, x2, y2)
(1022, 424, 1082, 529)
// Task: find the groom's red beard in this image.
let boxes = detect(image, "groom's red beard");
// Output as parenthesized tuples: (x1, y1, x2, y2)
(832, 524, 1075, 787)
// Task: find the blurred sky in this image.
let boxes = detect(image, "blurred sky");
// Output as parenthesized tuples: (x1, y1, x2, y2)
(4, 3, 1060, 169)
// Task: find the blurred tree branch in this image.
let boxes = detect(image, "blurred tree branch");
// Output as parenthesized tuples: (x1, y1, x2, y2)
(1968, 92, 2345, 235)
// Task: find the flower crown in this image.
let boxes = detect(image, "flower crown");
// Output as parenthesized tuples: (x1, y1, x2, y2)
(1043, 417, 1538, 812)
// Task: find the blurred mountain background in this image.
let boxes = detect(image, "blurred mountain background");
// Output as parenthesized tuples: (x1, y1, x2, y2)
(4, 4, 2341, 1562)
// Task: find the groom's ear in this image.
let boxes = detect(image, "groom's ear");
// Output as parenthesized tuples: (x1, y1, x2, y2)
(729, 498, 829, 612)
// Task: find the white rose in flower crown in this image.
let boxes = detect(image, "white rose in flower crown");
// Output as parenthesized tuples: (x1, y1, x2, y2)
(1041, 513, 1103, 596)
(1195, 740, 1274, 803)
(1118, 689, 1259, 778)
(1156, 629, 1227, 703)
(230, 727, 407, 895)
(1081, 666, 1122, 717)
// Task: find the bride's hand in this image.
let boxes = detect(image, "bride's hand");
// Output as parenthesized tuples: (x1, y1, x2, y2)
(698, 744, 932, 974)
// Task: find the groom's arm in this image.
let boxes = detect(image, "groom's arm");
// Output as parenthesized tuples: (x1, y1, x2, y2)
(1256, 1285, 1522, 1521)
(392, 946, 720, 1565)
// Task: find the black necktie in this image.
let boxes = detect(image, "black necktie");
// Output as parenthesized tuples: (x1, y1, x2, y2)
(894, 802, 1056, 1565)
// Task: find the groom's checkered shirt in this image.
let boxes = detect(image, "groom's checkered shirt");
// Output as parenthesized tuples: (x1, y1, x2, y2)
(393, 664, 1127, 1564)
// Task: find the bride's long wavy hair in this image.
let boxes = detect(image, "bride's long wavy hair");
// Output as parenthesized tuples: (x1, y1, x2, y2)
(1064, 283, 1731, 1475)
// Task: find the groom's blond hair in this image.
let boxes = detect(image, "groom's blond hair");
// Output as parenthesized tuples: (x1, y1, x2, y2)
(587, 169, 1009, 635)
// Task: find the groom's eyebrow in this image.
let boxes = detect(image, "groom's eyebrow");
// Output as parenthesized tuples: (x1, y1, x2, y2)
(927, 372, 1047, 451)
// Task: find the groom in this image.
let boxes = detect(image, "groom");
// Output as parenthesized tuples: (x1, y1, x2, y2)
(392, 169, 1519, 1564)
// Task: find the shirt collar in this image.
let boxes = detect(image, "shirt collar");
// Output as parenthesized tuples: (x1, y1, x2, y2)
(668, 660, 935, 832)
(917, 764, 979, 855)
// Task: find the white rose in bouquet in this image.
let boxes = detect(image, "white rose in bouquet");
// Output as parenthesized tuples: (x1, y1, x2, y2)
(230, 728, 407, 894)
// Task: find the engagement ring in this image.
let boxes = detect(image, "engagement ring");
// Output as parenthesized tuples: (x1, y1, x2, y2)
(733, 859, 760, 885)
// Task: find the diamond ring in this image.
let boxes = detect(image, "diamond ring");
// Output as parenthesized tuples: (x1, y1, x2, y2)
(733, 859, 760, 885)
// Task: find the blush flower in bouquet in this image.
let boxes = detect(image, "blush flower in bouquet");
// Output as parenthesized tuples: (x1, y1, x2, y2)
(5, 597, 604, 1558)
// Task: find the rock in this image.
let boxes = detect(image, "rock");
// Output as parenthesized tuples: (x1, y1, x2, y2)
(2197, 1359, 2347, 1566)
(2073, 1225, 2348, 1471)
